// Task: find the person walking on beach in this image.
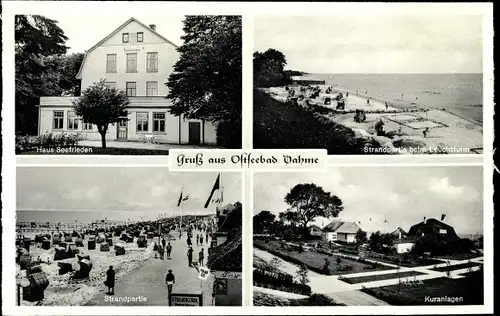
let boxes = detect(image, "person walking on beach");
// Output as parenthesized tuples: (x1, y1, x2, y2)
(166, 242, 172, 259)
(385, 102, 388, 111)
(105, 265, 115, 295)
(198, 248, 205, 267)
(165, 269, 175, 296)
(423, 127, 429, 138)
(196, 234, 200, 246)
(187, 246, 194, 267)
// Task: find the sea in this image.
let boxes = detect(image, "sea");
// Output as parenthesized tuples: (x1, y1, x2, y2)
(313, 73, 483, 123)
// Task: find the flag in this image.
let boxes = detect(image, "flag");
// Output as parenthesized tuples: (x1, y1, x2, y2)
(177, 191, 189, 207)
(204, 174, 220, 208)
(441, 214, 446, 221)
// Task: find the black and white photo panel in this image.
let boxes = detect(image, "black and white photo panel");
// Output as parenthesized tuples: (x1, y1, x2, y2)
(15, 14, 242, 155)
(16, 167, 242, 306)
(252, 166, 484, 306)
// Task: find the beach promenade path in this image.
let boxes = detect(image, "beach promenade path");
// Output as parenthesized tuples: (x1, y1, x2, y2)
(87, 231, 213, 306)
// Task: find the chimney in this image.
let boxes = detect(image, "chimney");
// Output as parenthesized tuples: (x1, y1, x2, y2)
(149, 24, 156, 31)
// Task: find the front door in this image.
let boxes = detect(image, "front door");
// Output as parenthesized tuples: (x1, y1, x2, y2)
(117, 118, 128, 140)
(188, 122, 201, 145)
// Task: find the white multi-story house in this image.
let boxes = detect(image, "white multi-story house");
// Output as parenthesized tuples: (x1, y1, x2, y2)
(37, 17, 217, 145)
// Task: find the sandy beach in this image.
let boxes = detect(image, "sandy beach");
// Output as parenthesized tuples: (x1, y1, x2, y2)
(17, 230, 156, 306)
(262, 85, 483, 154)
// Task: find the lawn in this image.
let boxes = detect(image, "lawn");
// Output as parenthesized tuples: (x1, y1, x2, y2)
(341, 271, 426, 284)
(432, 253, 483, 261)
(17, 146, 170, 155)
(361, 270, 484, 305)
(431, 262, 483, 272)
(363, 252, 442, 268)
(254, 240, 392, 275)
(253, 89, 379, 154)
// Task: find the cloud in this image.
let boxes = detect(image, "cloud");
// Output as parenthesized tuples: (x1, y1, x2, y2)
(254, 167, 483, 234)
(428, 177, 479, 201)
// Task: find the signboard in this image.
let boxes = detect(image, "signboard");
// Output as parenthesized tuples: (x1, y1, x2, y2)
(198, 266, 210, 280)
(214, 271, 242, 279)
(168, 293, 203, 306)
(214, 278, 228, 295)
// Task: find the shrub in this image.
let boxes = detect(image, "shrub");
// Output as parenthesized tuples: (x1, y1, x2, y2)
(15, 133, 82, 153)
(337, 264, 353, 272)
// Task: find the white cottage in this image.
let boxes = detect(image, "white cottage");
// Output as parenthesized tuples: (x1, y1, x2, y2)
(37, 17, 217, 145)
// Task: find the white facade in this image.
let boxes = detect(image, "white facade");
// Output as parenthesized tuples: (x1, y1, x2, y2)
(324, 232, 338, 242)
(396, 242, 415, 254)
(323, 231, 356, 243)
(37, 18, 217, 145)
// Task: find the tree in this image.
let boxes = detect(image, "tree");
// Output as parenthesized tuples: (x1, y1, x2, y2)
(15, 15, 69, 135)
(167, 16, 242, 148)
(356, 229, 368, 245)
(254, 49, 288, 87)
(73, 79, 129, 148)
(253, 210, 276, 234)
(296, 264, 309, 285)
(283, 183, 344, 236)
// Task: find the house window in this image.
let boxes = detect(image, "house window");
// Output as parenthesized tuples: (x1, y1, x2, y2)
(126, 82, 136, 96)
(147, 52, 158, 72)
(106, 54, 117, 73)
(82, 122, 92, 130)
(137, 32, 143, 42)
(146, 81, 158, 96)
(153, 112, 166, 132)
(107, 81, 117, 89)
(53, 111, 64, 129)
(136, 112, 149, 132)
(126, 53, 137, 73)
(439, 229, 447, 234)
(122, 33, 129, 43)
(67, 111, 79, 130)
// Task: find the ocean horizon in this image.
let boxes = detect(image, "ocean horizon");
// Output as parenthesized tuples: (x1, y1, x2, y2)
(307, 73, 483, 123)
(16, 210, 213, 225)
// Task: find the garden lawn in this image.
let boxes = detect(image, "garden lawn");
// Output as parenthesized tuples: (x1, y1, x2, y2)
(431, 262, 483, 272)
(340, 271, 426, 284)
(432, 253, 483, 261)
(364, 253, 442, 267)
(361, 270, 484, 305)
(254, 240, 392, 275)
(17, 146, 170, 155)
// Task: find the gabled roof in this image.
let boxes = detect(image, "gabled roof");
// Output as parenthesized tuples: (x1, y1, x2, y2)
(76, 17, 179, 79)
(323, 220, 359, 234)
(309, 225, 322, 230)
(391, 227, 407, 236)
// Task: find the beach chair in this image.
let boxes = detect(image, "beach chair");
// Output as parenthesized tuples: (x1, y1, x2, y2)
(115, 245, 126, 256)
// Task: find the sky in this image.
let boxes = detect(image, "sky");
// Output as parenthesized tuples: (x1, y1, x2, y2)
(254, 166, 483, 234)
(254, 14, 483, 74)
(17, 168, 241, 222)
(42, 13, 186, 53)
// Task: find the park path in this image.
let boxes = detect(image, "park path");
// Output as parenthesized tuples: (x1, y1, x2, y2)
(87, 230, 213, 306)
